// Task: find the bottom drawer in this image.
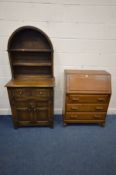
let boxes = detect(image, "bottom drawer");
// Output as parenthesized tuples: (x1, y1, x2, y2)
(65, 112, 106, 120)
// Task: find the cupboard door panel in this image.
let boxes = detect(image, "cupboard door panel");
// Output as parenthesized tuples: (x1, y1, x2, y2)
(16, 108, 32, 123)
(35, 101, 52, 121)
(35, 108, 49, 121)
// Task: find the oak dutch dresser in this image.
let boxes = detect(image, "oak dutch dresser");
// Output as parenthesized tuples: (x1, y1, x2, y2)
(5, 26, 55, 128)
(63, 70, 111, 126)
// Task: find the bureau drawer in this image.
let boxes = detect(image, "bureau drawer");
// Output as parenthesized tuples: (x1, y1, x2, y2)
(11, 88, 51, 99)
(66, 104, 108, 112)
(67, 94, 109, 103)
(65, 112, 106, 120)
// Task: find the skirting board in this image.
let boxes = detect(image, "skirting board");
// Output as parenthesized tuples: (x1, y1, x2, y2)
(0, 108, 116, 115)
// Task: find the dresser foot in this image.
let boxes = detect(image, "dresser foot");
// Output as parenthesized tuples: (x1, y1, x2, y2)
(13, 125, 18, 129)
(63, 123, 67, 127)
(13, 121, 19, 129)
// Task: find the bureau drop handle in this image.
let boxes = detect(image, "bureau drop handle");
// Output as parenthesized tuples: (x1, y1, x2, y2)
(72, 98, 79, 102)
(97, 98, 105, 102)
(71, 107, 79, 111)
(93, 115, 101, 119)
(95, 106, 104, 111)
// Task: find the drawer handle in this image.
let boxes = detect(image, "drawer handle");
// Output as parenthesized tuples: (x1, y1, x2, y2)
(71, 115, 78, 118)
(30, 103, 34, 107)
(28, 108, 33, 112)
(93, 115, 101, 119)
(97, 98, 105, 102)
(33, 108, 36, 112)
(71, 107, 79, 111)
(39, 92, 43, 95)
(71, 98, 79, 101)
(36, 108, 40, 112)
(96, 107, 104, 111)
(28, 108, 38, 112)
(17, 90, 23, 95)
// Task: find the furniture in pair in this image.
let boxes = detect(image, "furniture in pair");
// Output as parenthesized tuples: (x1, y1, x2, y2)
(5, 26, 111, 128)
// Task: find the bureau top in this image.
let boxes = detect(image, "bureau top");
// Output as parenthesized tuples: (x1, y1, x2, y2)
(65, 70, 110, 75)
(65, 70, 111, 94)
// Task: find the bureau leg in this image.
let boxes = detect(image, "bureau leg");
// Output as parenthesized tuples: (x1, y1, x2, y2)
(13, 123, 18, 129)
(14, 125, 18, 129)
(99, 122, 105, 127)
(49, 122, 54, 128)
(50, 125, 54, 129)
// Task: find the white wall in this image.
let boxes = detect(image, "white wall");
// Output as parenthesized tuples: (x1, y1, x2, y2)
(0, 0, 116, 115)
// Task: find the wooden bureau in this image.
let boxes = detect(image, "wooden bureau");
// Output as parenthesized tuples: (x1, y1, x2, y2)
(5, 26, 55, 128)
(63, 70, 111, 126)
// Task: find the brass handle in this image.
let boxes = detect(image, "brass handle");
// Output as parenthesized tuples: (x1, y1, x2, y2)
(17, 90, 22, 96)
(94, 115, 101, 119)
(71, 107, 78, 111)
(36, 108, 39, 112)
(39, 91, 43, 95)
(29, 102, 35, 108)
(34, 108, 37, 112)
(72, 97, 79, 101)
(28, 107, 37, 112)
(96, 106, 103, 111)
(97, 98, 105, 102)
(71, 115, 78, 118)
(28, 108, 33, 112)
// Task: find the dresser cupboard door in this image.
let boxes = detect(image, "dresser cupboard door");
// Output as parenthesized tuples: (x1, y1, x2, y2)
(34, 101, 52, 123)
(15, 107, 33, 124)
(12, 99, 52, 125)
(13, 100, 33, 125)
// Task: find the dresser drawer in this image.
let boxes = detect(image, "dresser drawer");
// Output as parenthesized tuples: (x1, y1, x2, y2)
(66, 104, 108, 112)
(33, 89, 51, 97)
(15, 99, 48, 108)
(65, 112, 106, 120)
(67, 94, 109, 103)
(11, 88, 51, 99)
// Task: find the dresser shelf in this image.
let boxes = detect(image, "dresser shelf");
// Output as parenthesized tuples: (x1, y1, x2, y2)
(9, 49, 52, 52)
(13, 62, 52, 66)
